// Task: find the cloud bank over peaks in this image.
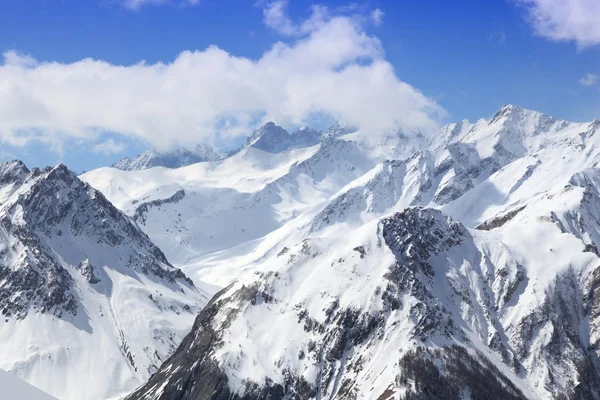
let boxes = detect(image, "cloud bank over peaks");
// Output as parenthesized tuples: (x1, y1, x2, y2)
(0, 2, 443, 152)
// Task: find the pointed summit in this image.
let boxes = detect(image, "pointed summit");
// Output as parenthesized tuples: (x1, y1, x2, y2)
(248, 122, 294, 153)
(0, 160, 30, 185)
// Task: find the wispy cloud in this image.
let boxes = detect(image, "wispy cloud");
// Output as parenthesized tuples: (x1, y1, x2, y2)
(260, 1, 383, 36)
(580, 73, 599, 87)
(371, 9, 384, 27)
(115, 0, 199, 11)
(517, 0, 600, 48)
(260, 0, 329, 37)
(0, 3, 442, 151)
(93, 139, 127, 155)
(489, 30, 507, 44)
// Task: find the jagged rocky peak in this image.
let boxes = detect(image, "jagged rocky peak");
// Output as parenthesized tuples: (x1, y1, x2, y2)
(0, 159, 30, 186)
(240, 121, 358, 155)
(291, 126, 322, 146)
(489, 104, 558, 132)
(248, 122, 294, 153)
(0, 161, 193, 320)
(113, 143, 220, 171)
(490, 104, 527, 123)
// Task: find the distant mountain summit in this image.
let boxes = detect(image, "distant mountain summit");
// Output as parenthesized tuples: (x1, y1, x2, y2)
(112, 123, 355, 171)
(241, 122, 355, 154)
(113, 144, 219, 171)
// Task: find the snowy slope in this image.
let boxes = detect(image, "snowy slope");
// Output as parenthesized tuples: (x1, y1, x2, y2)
(113, 144, 219, 171)
(0, 161, 213, 400)
(82, 106, 600, 399)
(0, 368, 58, 400)
(83, 137, 375, 266)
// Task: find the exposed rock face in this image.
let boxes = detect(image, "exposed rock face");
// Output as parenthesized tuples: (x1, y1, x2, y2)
(0, 163, 194, 320)
(398, 346, 526, 400)
(0, 161, 205, 400)
(126, 208, 532, 400)
(134, 189, 186, 224)
(476, 206, 526, 231)
(128, 208, 600, 400)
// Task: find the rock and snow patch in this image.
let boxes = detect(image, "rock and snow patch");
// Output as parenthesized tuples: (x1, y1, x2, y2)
(0, 161, 213, 400)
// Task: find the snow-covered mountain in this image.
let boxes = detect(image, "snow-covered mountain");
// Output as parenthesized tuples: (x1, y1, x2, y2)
(113, 144, 219, 171)
(0, 161, 213, 400)
(81, 105, 600, 399)
(0, 368, 58, 400)
(244, 122, 325, 153)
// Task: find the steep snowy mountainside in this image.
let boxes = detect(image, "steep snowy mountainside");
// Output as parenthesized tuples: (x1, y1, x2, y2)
(83, 138, 375, 266)
(441, 111, 599, 227)
(0, 368, 58, 400)
(127, 207, 559, 400)
(85, 144, 321, 211)
(85, 105, 600, 399)
(129, 202, 600, 399)
(113, 144, 219, 171)
(0, 161, 211, 400)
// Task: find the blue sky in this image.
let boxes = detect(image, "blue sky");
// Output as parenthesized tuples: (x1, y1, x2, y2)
(0, 0, 599, 171)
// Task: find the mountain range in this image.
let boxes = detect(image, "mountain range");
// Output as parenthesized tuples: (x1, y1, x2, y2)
(111, 123, 354, 171)
(112, 144, 220, 171)
(3, 105, 600, 399)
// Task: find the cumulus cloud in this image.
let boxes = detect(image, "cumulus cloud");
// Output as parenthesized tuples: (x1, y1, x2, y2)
(518, 0, 600, 47)
(580, 73, 598, 87)
(93, 139, 127, 155)
(0, 3, 442, 151)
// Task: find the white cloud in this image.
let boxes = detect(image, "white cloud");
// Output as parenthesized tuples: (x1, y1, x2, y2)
(371, 9, 384, 27)
(261, 0, 329, 37)
(117, 0, 199, 10)
(489, 30, 507, 44)
(518, 0, 600, 47)
(93, 139, 127, 155)
(580, 73, 598, 87)
(3, 50, 38, 68)
(0, 4, 442, 151)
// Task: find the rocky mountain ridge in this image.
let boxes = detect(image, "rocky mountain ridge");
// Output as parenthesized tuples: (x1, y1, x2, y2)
(82, 105, 600, 399)
(0, 161, 211, 400)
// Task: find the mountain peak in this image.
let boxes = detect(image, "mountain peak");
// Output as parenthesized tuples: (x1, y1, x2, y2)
(112, 144, 219, 171)
(0, 160, 30, 185)
(248, 122, 294, 153)
(489, 104, 555, 127)
(490, 104, 525, 123)
(251, 122, 288, 138)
